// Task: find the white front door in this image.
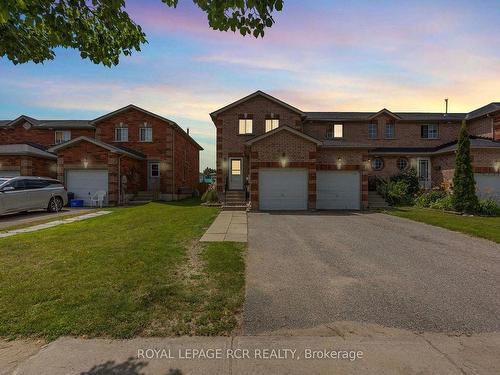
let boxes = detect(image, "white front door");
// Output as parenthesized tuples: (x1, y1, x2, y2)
(417, 158, 431, 189)
(66, 169, 108, 206)
(229, 158, 243, 190)
(148, 161, 161, 191)
(316, 171, 361, 210)
(259, 168, 308, 210)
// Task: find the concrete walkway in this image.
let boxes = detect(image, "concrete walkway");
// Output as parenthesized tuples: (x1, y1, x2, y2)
(200, 211, 247, 242)
(0, 211, 111, 238)
(6, 330, 500, 375)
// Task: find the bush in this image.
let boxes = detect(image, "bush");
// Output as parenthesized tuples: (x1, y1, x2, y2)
(478, 199, 500, 216)
(201, 189, 219, 203)
(376, 168, 420, 206)
(414, 190, 448, 208)
(429, 194, 453, 210)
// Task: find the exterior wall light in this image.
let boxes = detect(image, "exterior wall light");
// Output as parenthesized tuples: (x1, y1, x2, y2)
(221, 158, 228, 170)
(410, 158, 418, 169)
(494, 161, 500, 173)
(336, 157, 344, 170)
(83, 157, 89, 169)
(160, 161, 170, 171)
(364, 159, 372, 170)
(279, 153, 288, 168)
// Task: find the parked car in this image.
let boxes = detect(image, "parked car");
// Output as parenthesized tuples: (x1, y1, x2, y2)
(0, 176, 68, 215)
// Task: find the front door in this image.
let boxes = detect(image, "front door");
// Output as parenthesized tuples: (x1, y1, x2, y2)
(417, 158, 431, 189)
(229, 158, 243, 190)
(148, 161, 161, 191)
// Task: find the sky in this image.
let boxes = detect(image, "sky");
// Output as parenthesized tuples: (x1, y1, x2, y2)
(0, 0, 499, 170)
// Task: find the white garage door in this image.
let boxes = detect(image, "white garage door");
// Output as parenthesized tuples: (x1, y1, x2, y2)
(259, 168, 308, 210)
(66, 169, 108, 206)
(0, 170, 20, 177)
(316, 170, 361, 210)
(475, 174, 500, 204)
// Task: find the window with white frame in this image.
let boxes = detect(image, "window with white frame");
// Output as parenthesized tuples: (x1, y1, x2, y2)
(385, 123, 395, 139)
(114, 126, 128, 142)
(368, 123, 378, 139)
(265, 119, 279, 132)
(239, 118, 253, 134)
(139, 127, 152, 142)
(421, 124, 439, 139)
(54, 130, 71, 144)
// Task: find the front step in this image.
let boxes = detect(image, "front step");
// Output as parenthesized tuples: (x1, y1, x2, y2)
(368, 191, 390, 209)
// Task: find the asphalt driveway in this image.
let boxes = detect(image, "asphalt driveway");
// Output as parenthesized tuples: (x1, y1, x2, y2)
(244, 211, 500, 335)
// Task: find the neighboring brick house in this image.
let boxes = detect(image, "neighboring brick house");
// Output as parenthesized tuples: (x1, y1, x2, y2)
(0, 105, 202, 205)
(211, 91, 500, 210)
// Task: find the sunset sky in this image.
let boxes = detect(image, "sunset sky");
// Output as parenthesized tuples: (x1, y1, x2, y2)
(0, 0, 499, 169)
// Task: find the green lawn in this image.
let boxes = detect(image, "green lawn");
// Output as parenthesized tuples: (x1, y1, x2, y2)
(386, 207, 500, 243)
(0, 200, 245, 340)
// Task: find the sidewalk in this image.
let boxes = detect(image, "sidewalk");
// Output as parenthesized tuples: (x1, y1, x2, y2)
(6, 330, 500, 375)
(200, 211, 247, 242)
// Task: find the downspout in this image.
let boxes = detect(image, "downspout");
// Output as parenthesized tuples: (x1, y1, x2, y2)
(172, 127, 175, 201)
(117, 154, 123, 205)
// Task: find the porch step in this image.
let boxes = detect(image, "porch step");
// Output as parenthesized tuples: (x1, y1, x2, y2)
(368, 191, 390, 209)
(222, 202, 249, 211)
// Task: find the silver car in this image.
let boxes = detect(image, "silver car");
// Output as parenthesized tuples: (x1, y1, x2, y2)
(0, 176, 68, 215)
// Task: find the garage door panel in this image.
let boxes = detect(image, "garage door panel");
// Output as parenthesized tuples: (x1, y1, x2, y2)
(0, 170, 20, 177)
(475, 174, 500, 204)
(259, 169, 308, 210)
(66, 170, 108, 206)
(316, 171, 360, 210)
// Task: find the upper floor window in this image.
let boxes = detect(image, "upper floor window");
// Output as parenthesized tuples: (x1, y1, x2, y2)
(385, 123, 395, 139)
(265, 119, 279, 132)
(368, 123, 377, 139)
(327, 123, 344, 139)
(115, 126, 128, 142)
(139, 127, 153, 142)
(54, 130, 71, 144)
(421, 124, 438, 139)
(239, 118, 253, 134)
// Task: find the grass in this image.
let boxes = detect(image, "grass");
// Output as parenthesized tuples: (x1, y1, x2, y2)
(386, 207, 500, 243)
(0, 199, 245, 340)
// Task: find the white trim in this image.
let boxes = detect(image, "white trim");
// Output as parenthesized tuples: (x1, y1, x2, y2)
(54, 130, 71, 144)
(245, 125, 322, 145)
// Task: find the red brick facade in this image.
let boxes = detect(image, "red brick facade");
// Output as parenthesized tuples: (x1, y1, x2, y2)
(212, 92, 500, 210)
(0, 106, 201, 205)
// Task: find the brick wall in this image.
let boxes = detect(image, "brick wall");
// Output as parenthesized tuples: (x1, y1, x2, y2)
(214, 96, 303, 192)
(0, 155, 56, 177)
(469, 117, 493, 138)
(305, 118, 462, 147)
(0, 126, 94, 147)
(174, 128, 200, 193)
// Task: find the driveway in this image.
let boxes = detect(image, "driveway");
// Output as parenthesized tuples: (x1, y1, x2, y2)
(0, 208, 93, 230)
(244, 211, 500, 335)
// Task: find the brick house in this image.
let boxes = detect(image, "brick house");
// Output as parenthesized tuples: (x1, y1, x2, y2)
(0, 105, 202, 205)
(211, 91, 500, 210)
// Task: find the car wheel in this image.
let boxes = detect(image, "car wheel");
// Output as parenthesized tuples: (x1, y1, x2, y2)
(48, 197, 63, 212)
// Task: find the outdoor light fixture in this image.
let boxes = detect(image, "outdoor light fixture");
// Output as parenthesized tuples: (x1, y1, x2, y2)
(364, 159, 372, 170)
(494, 161, 500, 173)
(83, 157, 89, 169)
(279, 153, 288, 168)
(336, 157, 344, 170)
(221, 158, 228, 170)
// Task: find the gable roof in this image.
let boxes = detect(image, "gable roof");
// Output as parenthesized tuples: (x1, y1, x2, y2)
(48, 136, 146, 159)
(367, 108, 401, 120)
(304, 112, 466, 122)
(0, 143, 57, 159)
(466, 102, 500, 120)
(244, 125, 322, 146)
(90, 104, 203, 150)
(210, 90, 304, 120)
(1, 115, 40, 128)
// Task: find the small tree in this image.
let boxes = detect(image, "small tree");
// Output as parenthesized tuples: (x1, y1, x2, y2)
(451, 120, 478, 213)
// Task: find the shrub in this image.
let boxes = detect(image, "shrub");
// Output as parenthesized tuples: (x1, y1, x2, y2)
(201, 189, 219, 203)
(478, 199, 500, 216)
(452, 121, 479, 213)
(414, 190, 448, 208)
(429, 194, 453, 210)
(376, 168, 420, 206)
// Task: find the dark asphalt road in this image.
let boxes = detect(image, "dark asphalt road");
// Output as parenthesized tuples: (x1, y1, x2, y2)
(243, 211, 500, 335)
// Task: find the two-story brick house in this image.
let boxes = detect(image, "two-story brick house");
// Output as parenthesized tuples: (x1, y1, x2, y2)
(0, 105, 202, 205)
(211, 91, 500, 210)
